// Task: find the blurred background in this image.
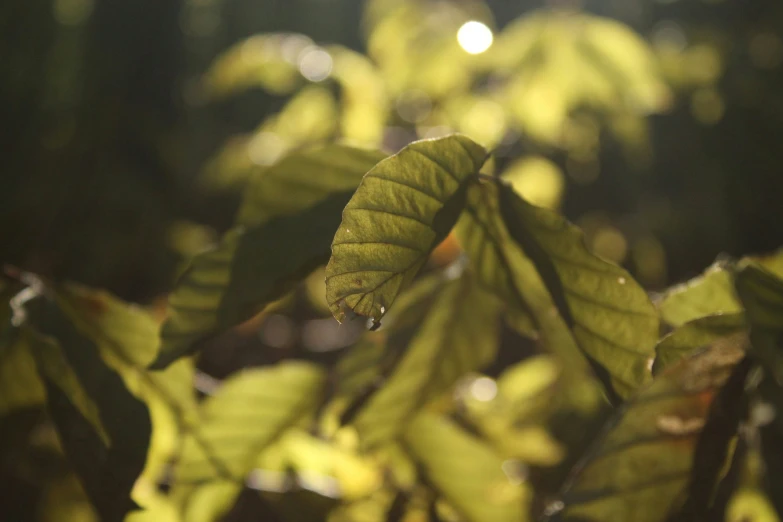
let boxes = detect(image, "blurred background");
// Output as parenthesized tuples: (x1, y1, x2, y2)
(3, 0, 783, 302)
(2, 0, 783, 519)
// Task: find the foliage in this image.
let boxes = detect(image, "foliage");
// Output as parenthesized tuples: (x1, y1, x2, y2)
(3, 1, 783, 522)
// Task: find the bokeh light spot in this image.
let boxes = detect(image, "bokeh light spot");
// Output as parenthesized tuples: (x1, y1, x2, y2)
(592, 226, 629, 264)
(298, 47, 333, 82)
(457, 21, 493, 55)
(691, 88, 725, 125)
(470, 377, 498, 402)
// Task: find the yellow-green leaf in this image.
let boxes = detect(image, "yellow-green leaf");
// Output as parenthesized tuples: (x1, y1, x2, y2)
(325, 134, 488, 324)
(734, 262, 783, 383)
(545, 338, 748, 522)
(658, 261, 742, 327)
(155, 145, 385, 368)
(345, 269, 502, 449)
(24, 294, 152, 522)
(653, 313, 746, 375)
(404, 412, 527, 522)
(176, 362, 325, 482)
(497, 180, 659, 396)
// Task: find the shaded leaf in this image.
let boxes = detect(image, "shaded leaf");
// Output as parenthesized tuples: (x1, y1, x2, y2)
(653, 313, 746, 375)
(455, 181, 585, 368)
(404, 412, 527, 522)
(346, 269, 502, 449)
(54, 284, 196, 415)
(24, 295, 151, 522)
(0, 329, 45, 416)
(176, 362, 325, 482)
(497, 180, 659, 396)
(734, 263, 783, 383)
(155, 145, 385, 368)
(0, 287, 45, 415)
(327, 489, 399, 522)
(658, 261, 741, 327)
(456, 180, 645, 397)
(544, 337, 748, 522)
(325, 134, 488, 324)
(236, 144, 386, 227)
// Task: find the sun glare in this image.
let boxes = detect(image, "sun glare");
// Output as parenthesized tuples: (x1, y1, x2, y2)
(457, 21, 493, 54)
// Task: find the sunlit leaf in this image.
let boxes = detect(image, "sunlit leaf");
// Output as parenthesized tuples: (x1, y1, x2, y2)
(331, 272, 448, 416)
(365, 0, 489, 97)
(203, 33, 308, 97)
(237, 144, 386, 227)
(346, 269, 502, 449)
(498, 180, 658, 396)
(54, 284, 196, 414)
(734, 262, 783, 383)
(461, 357, 566, 466)
(257, 428, 383, 501)
(653, 313, 746, 375)
(404, 412, 527, 522)
(457, 179, 653, 397)
(726, 439, 781, 522)
(325, 134, 487, 324)
(24, 294, 151, 522)
(155, 145, 385, 368)
(328, 46, 389, 146)
(544, 338, 748, 522)
(175, 362, 325, 482)
(657, 261, 742, 327)
(170, 481, 242, 522)
(491, 11, 667, 150)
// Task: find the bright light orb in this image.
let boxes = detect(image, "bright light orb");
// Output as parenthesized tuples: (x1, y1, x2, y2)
(457, 21, 493, 55)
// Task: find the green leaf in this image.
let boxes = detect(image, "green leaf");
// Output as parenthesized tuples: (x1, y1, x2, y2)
(404, 412, 527, 522)
(325, 134, 488, 324)
(545, 338, 748, 522)
(653, 313, 746, 375)
(456, 180, 650, 397)
(24, 294, 152, 522)
(333, 272, 449, 414)
(497, 180, 659, 396)
(734, 262, 783, 383)
(236, 144, 387, 227)
(658, 261, 742, 327)
(203, 33, 305, 97)
(0, 287, 45, 416)
(456, 181, 584, 366)
(726, 446, 780, 522)
(54, 284, 196, 416)
(345, 269, 502, 449)
(0, 329, 45, 416)
(175, 362, 325, 482)
(155, 145, 385, 368)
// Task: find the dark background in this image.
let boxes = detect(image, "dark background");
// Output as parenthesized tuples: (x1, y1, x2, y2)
(2, 1, 783, 521)
(2, 0, 783, 304)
